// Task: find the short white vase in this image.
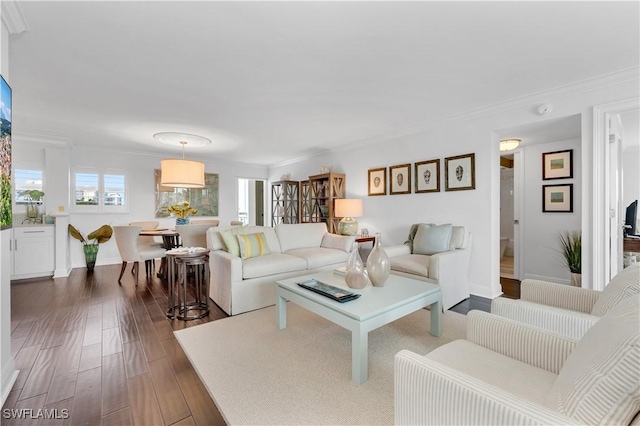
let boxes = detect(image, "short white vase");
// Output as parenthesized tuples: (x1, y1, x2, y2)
(366, 233, 390, 287)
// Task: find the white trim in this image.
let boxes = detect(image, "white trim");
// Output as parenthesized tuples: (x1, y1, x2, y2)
(592, 97, 640, 290)
(0, 357, 18, 407)
(14, 129, 70, 147)
(1, 1, 28, 35)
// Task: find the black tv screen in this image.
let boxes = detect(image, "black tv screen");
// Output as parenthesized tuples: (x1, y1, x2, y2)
(625, 200, 638, 236)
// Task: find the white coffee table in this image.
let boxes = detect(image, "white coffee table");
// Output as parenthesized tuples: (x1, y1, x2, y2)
(276, 271, 442, 384)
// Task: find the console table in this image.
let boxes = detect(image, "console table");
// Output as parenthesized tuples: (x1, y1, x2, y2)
(624, 237, 640, 253)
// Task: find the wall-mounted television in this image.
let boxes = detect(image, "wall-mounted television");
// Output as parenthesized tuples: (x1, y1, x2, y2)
(0, 74, 12, 230)
(625, 200, 638, 237)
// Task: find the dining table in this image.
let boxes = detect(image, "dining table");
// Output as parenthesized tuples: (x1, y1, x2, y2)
(139, 229, 181, 278)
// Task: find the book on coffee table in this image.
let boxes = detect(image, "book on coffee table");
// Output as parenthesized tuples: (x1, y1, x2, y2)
(296, 279, 360, 303)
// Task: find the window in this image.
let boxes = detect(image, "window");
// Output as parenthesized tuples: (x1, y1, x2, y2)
(14, 169, 44, 204)
(73, 168, 127, 213)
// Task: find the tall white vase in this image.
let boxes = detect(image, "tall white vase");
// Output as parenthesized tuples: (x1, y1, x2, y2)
(345, 242, 369, 289)
(367, 233, 390, 287)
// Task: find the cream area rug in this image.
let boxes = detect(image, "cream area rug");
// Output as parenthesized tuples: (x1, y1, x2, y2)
(174, 303, 468, 425)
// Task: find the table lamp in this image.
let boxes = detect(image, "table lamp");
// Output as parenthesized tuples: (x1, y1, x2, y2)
(335, 199, 363, 236)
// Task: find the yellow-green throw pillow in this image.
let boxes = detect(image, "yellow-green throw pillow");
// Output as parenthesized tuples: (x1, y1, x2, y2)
(237, 232, 271, 260)
(220, 228, 246, 257)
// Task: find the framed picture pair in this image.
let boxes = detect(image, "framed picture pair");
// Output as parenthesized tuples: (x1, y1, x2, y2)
(367, 153, 475, 196)
(542, 149, 573, 213)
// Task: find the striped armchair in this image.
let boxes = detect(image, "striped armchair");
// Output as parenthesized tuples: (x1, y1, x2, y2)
(395, 295, 640, 425)
(491, 264, 640, 339)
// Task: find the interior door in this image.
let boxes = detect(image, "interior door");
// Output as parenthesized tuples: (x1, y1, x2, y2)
(608, 115, 623, 279)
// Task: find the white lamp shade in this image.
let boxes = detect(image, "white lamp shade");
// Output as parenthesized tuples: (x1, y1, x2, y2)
(160, 159, 205, 188)
(335, 199, 363, 218)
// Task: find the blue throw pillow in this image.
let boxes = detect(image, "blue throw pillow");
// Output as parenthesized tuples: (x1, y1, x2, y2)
(413, 224, 453, 255)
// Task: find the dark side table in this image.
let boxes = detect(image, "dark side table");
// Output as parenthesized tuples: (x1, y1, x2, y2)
(166, 249, 210, 320)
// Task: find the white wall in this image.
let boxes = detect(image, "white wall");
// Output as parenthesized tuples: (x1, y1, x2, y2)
(11, 141, 269, 268)
(270, 76, 639, 298)
(522, 138, 581, 283)
(0, 12, 18, 407)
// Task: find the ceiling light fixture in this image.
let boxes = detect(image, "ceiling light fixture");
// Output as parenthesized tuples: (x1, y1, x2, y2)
(155, 132, 210, 188)
(499, 139, 521, 152)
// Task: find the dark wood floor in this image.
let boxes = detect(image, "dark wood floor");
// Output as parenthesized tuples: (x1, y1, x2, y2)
(3, 265, 521, 425)
(3, 263, 228, 426)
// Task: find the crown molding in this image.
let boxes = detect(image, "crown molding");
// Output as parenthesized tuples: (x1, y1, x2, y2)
(269, 67, 640, 168)
(14, 129, 71, 146)
(1, 1, 29, 34)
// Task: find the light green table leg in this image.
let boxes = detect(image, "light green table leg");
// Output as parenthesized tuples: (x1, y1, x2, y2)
(430, 297, 442, 337)
(352, 327, 368, 384)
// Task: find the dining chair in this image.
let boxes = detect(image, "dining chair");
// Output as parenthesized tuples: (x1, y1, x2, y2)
(129, 221, 163, 247)
(113, 225, 167, 284)
(175, 224, 211, 248)
(191, 219, 220, 227)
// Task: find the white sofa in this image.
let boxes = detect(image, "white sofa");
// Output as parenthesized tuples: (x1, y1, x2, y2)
(206, 223, 355, 315)
(383, 223, 472, 310)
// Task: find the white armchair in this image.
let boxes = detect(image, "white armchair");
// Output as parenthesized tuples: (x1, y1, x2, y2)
(491, 264, 640, 339)
(384, 223, 472, 310)
(395, 295, 640, 425)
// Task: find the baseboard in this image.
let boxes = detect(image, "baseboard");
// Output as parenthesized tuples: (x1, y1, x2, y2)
(1, 358, 18, 407)
(522, 273, 569, 286)
(53, 267, 72, 278)
(469, 283, 503, 300)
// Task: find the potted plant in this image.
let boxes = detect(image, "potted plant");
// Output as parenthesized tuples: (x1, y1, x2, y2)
(68, 224, 113, 271)
(167, 201, 198, 225)
(558, 231, 581, 286)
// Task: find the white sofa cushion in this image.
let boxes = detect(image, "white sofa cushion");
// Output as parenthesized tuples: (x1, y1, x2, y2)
(320, 233, 355, 252)
(414, 223, 452, 255)
(545, 295, 640, 425)
(389, 254, 430, 278)
(590, 263, 640, 316)
(285, 247, 351, 269)
(427, 339, 556, 406)
(276, 223, 328, 252)
(242, 253, 307, 279)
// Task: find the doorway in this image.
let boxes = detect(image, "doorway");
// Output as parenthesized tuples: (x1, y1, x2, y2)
(499, 154, 516, 279)
(237, 178, 266, 226)
(593, 100, 640, 289)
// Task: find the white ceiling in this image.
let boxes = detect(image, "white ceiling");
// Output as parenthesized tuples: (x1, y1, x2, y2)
(7, 1, 640, 166)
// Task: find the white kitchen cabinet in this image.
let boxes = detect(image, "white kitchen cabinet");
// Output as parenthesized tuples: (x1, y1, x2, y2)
(11, 226, 55, 279)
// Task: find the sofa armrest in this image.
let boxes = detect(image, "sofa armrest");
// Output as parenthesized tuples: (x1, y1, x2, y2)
(521, 279, 600, 314)
(210, 249, 243, 284)
(491, 297, 600, 339)
(383, 244, 411, 258)
(428, 248, 471, 284)
(394, 350, 581, 425)
(466, 311, 577, 374)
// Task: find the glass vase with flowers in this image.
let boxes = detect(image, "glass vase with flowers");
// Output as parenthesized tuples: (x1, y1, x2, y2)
(168, 201, 198, 225)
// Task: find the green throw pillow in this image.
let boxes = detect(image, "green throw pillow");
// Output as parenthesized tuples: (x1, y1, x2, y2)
(220, 228, 246, 257)
(237, 232, 271, 260)
(413, 223, 453, 255)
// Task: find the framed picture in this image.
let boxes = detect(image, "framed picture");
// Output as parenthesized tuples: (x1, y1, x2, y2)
(543, 184, 573, 213)
(390, 163, 411, 195)
(154, 169, 220, 217)
(543, 149, 573, 180)
(367, 167, 386, 196)
(415, 159, 440, 193)
(445, 153, 475, 191)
